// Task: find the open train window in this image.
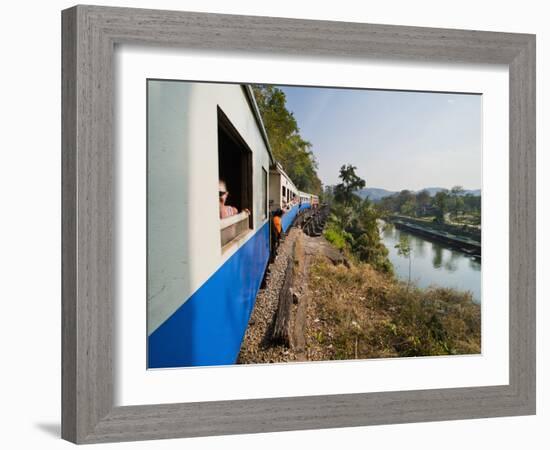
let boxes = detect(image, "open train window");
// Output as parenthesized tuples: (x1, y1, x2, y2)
(217, 107, 253, 249)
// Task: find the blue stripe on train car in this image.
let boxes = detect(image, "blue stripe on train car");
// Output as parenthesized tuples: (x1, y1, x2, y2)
(299, 202, 311, 212)
(281, 204, 299, 232)
(148, 222, 270, 368)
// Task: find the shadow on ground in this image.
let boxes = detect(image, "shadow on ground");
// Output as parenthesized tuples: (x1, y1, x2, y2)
(35, 422, 60, 438)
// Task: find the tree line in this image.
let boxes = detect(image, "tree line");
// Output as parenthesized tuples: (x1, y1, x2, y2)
(252, 85, 322, 195)
(376, 186, 481, 225)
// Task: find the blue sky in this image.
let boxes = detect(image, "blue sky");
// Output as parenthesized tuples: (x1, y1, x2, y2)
(279, 86, 481, 191)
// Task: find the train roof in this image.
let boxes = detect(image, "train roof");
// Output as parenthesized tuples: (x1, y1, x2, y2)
(272, 162, 294, 184)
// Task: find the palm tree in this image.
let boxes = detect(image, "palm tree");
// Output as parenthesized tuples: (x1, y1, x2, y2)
(333, 164, 365, 207)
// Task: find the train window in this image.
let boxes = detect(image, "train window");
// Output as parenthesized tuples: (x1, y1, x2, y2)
(282, 186, 286, 199)
(262, 167, 268, 220)
(217, 107, 253, 249)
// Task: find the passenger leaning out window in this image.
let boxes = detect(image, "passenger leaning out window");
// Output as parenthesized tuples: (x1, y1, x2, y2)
(219, 180, 249, 219)
(219, 180, 238, 218)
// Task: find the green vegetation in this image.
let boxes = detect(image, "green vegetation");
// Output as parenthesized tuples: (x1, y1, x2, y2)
(377, 186, 481, 226)
(323, 223, 350, 251)
(252, 85, 322, 194)
(333, 164, 365, 206)
(309, 259, 481, 359)
(323, 165, 393, 273)
(313, 167, 480, 360)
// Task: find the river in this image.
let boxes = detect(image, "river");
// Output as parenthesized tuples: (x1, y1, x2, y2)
(379, 222, 481, 304)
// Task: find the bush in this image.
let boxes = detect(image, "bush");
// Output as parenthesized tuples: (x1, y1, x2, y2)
(324, 201, 393, 273)
(309, 258, 481, 360)
(323, 224, 348, 250)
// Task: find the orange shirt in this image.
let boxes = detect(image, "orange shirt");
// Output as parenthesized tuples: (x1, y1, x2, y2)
(273, 216, 282, 234)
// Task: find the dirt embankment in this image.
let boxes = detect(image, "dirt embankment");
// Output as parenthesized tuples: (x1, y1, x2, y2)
(238, 227, 481, 364)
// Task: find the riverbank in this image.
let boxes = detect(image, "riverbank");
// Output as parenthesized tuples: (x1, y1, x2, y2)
(388, 215, 481, 259)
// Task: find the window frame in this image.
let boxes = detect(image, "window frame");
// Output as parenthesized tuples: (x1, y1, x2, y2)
(217, 106, 254, 235)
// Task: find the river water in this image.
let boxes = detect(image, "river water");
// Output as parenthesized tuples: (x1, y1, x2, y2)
(379, 222, 481, 304)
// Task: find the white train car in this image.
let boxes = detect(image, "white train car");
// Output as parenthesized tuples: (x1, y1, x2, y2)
(311, 194, 319, 207)
(147, 81, 273, 368)
(301, 192, 319, 207)
(298, 191, 310, 207)
(269, 163, 302, 232)
(269, 163, 298, 210)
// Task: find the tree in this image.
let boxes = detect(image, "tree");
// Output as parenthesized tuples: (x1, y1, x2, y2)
(333, 164, 366, 206)
(395, 234, 412, 289)
(400, 199, 417, 217)
(391, 190, 413, 214)
(451, 185, 465, 196)
(415, 190, 431, 216)
(453, 196, 465, 218)
(252, 85, 322, 194)
(434, 191, 449, 223)
(450, 185, 465, 218)
(326, 174, 393, 274)
(463, 194, 481, 223)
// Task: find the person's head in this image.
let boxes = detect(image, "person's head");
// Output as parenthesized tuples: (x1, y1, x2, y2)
(219, 180, 228, 204)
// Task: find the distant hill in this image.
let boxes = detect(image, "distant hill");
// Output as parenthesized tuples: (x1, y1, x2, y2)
(420, 187, 448, 196)
(463, 189, 481, 196)
(356, 187, 396, 201)
(356, 187, 481, 201)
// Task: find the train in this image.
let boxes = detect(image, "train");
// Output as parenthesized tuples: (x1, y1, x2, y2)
(147, 80, 319, 368)
(269, 163, 319, 232)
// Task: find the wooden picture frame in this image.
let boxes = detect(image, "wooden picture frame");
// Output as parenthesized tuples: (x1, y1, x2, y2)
(61, 4, 536, 444)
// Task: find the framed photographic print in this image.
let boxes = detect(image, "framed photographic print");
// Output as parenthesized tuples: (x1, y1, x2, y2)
(61, 4, 536, 444)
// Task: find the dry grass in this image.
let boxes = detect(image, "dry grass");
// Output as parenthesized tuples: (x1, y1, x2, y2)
(308, 257, 481, 360)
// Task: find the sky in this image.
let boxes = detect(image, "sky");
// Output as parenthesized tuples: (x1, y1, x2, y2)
(278, 85, 481, 192)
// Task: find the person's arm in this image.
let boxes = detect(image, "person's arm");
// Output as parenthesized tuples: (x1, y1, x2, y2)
(220, 205, 239, 218)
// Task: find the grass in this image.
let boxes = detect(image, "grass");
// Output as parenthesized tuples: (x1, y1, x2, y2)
(309, 257, 481, 360)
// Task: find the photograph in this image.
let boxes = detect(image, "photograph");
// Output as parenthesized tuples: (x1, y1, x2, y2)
(147, 80, 482, 369)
